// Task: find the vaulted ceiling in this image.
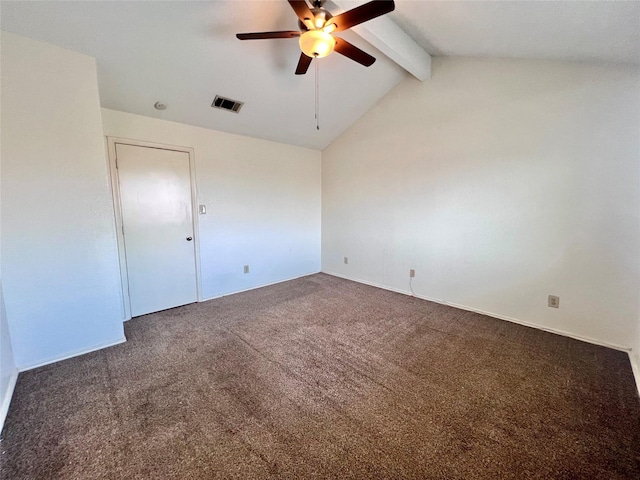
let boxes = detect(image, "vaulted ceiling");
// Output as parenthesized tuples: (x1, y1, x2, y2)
(2, 1, 638, 150)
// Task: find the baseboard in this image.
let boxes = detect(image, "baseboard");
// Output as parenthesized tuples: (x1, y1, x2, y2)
(201, 271, 321, 302)
(444, 300, 629, 353)
(629, 350, 640, 398)
(124, 272, 322, 321)
(323, 269, 433, 300)
(0, 369, 19, 434)
(322, 270, 630, 353)
(17, 336, 127, 372)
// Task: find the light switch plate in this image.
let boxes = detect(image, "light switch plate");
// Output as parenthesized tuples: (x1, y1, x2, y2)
(198, 205, 206, 214)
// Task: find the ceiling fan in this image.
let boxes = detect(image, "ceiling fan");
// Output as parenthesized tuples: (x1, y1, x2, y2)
(236, 0, 395, 75)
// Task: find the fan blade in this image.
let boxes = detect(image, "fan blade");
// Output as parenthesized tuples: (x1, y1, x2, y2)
(288, 0, 314, 23)
(327, 0, 395, 32)
(334, 38, 376, 67)
(295, 52, 313, 75)
(236, 31, 301, 40)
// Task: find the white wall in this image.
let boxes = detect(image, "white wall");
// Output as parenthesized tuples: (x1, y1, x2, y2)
(0, 35, 18, 432)
(322, 57, 640, 350)
(101, 109, 321, 301)
(1, 32, 125, 369)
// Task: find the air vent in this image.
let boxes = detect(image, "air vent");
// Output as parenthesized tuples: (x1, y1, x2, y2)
(211, 95, 243, 113)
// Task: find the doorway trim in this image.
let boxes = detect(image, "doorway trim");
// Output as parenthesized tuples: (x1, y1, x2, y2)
(106, 136, 203, 321)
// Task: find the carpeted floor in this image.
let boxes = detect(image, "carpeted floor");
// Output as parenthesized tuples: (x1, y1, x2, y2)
(1, 273, 639, 479)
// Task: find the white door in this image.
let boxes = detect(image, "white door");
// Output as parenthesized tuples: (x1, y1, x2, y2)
(116, 143, 198, 317)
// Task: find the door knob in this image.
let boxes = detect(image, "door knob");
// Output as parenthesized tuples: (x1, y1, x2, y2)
(186, 236, 193, 241)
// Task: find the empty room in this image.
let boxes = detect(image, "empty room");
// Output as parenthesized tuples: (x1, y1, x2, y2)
(1, 1, 639, 478)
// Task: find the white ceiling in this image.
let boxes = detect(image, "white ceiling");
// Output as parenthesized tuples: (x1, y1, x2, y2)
(393, 0, 640, 65)
(1, 1, 638, 150)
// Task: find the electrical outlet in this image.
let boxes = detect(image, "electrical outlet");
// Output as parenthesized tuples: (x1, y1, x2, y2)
(244, 265, 249, 274)
(344, 257, 348, 264)
(409, 269, 415, 278)
(548, 295, 559, 308)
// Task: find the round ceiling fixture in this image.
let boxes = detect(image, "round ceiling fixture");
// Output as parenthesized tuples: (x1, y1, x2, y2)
(154, 102, 167, 111)
(299, 30, 336, 58)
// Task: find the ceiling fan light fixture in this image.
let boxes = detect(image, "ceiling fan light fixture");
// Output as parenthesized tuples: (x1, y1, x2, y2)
(299, 30, 336, 58)
(236, 0, 395, 74)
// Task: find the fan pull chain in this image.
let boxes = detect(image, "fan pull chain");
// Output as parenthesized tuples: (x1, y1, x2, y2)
(315, 54, 320, 130)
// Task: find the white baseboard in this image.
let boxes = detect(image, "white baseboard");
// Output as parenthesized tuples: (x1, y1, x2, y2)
(322, 270, 630, 353)
(324, 270, 640, 393)
(17, 336, 127, 372)
(200, 271, 321, 303)
(444, 300, 628, 353)
(0, 369, 19, 434)
(629, 350, 640, 398)
(123, 272, 322, 321)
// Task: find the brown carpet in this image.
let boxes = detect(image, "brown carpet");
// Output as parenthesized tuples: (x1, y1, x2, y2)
(1, 273, 639, 479)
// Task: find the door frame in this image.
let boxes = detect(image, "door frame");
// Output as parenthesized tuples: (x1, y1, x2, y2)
(106, 136, 203, 321)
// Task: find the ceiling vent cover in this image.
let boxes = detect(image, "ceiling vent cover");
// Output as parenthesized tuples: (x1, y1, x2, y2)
(211, 95, 243, 113)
